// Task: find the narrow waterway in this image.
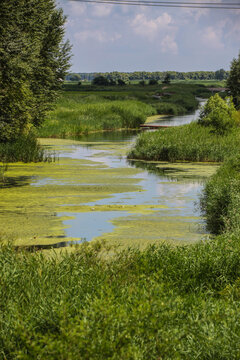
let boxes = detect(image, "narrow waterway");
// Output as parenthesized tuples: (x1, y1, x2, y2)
(1, 100, 218, 249)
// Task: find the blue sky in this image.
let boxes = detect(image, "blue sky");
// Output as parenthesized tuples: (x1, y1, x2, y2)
(59, 0, 240, 72)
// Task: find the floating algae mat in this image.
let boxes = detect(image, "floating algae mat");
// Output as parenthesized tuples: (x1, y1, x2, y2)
(0, 134, 218, 248)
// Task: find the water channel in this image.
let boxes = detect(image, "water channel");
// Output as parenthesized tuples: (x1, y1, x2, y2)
(1, 100, 218, 249)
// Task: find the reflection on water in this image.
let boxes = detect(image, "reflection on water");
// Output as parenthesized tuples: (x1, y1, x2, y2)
(73, 130, 140, 143)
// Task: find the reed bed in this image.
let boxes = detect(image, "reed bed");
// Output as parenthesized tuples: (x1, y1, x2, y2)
(128, 123, 240, 162)
(38, 97, 156, 138)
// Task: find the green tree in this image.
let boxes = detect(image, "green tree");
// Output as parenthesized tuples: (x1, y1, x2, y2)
(69, 73, 81, 81)
(198, 94, 237, 134)
(0, 0, 71, 142)
(227, 52, 240, 109)
(162, 73, 171, 85)
(149, 79, 158, 85)
(215, 68, 227, 81)
(92, 76, 109, 86)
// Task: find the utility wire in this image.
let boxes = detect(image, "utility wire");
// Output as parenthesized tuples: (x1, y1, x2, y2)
(70, 0, 240, 9)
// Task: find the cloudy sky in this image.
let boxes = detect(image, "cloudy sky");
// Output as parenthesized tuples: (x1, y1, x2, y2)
(58, 0, 240, 72)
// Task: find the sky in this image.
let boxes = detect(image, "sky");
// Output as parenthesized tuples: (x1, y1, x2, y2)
(58, 0, 240, 72)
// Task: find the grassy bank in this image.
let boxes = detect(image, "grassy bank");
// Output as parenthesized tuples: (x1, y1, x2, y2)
(37, 83, 211, 138)
(128, 122, 240, 162)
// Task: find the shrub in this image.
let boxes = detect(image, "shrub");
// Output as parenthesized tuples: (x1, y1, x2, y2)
(198, 94, 238, 134)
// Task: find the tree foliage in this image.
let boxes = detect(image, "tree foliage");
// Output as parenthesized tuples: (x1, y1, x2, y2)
(0, 0, 71, 142)
(198, 94, 237, 134)
(72, 70, 229, 82)
(227, 52, 240, 109)
(162, 73, 171, 85)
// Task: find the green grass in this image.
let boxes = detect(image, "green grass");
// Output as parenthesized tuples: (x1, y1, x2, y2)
(128, 122, 240, 162)
(200, 155, 240, 235)
(1, 231, 240, 359)
(38, 84, 211, 138)
(38, 96, 156, 137)
(0, 133, 52, 163)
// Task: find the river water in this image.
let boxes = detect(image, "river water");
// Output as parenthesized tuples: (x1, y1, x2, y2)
(50, 99, 216, 247)
(1, 99, 218, 248)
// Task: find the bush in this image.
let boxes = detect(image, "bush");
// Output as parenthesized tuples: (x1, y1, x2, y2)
(198, 94, 238, 134)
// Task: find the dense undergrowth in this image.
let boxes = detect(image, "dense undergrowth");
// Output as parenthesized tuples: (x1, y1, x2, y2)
(37, 83, 211, 138)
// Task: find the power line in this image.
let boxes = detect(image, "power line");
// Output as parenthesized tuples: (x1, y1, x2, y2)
(70, 0, 240, 9)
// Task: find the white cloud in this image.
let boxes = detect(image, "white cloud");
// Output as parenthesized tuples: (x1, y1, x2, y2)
(74, 30, 121, 43)
(161, 35, 178, 54)
(130, 12, 178, 53)
(131, 12, 173, 40)
(201, 25, 224, 49)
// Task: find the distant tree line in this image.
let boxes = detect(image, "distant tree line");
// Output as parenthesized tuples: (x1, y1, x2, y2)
(66, 69, 229, 83)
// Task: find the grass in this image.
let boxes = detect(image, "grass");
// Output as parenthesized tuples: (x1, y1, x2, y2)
(1, 231, 240, 359)
(200, 154, 240, 235)
(38, 96, 156, 138)
(37, 83, 212, 138)
(0, 133, 52, 163)
(128, 122, 240, 162)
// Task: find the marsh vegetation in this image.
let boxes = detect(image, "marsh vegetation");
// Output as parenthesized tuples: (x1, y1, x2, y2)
(37, 83, 211, 138)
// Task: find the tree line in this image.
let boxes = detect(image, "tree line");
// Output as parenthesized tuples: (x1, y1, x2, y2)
(67, 69, 229, 83)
